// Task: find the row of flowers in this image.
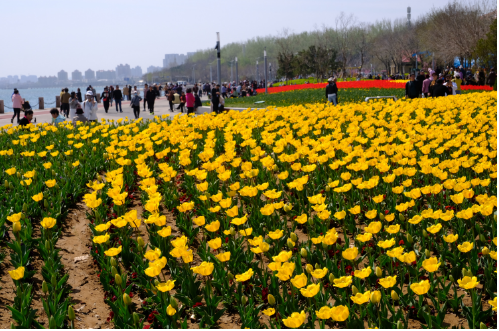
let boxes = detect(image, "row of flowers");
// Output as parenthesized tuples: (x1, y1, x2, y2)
(256, 81, 493, 94)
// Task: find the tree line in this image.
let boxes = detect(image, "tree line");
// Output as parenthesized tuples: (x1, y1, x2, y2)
(145, 0, 496, 83)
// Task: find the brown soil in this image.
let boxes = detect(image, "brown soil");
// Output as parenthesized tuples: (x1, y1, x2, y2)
(0, 249, 16, 328)
(57, 202, 111, 329)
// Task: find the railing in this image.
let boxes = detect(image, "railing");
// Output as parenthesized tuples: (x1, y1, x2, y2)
(364, 96, 398, 102)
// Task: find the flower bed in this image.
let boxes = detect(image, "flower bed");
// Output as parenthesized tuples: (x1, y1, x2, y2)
(257, 81, 494, 94)
(2, 92, 498, 329)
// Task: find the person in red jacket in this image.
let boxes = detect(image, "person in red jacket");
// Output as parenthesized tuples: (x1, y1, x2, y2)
(185, 88, 195, 114)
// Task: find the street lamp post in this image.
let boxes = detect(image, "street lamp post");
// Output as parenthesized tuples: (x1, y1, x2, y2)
(235, 57, 238, 85)
(264, 47, 268, 94)
(269, 63, 272, 83)
(216, 32, 221, 86)
(256, 60, 259, 81)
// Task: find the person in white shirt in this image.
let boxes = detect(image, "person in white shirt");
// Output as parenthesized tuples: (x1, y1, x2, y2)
(82, 91, 99, 121)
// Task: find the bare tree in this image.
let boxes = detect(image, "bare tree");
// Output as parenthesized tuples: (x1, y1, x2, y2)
(334, 12, 357, 77)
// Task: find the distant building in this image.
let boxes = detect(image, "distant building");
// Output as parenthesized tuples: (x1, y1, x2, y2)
(38, 76, 58, 85)
(72, 70, 83, 81)
(85, 69, 95, 80)
(116, 64, 132, 79)
(163, 52, 194, 68)
(131, 66, 142, 77)
(20, 75, 37, 83)
(58, 70, 69, 81)
(96, 70, 116, 80)
(147, 65, 162, 73)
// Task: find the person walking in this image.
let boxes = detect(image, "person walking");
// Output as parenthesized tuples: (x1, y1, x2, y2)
(130, 91, 142, 119)
(109, 86, 114, 106)
(325, 77, 338, 105)
(143, 84, 149, 111)
(11, 89, 23, 123)
(123, 85, 129, 101)
(422, 74, 431, 97)
(91, 86, 97, 101)
(146, 86, 156, 115)
(185, 88, 195, 114)
(433, 79, 448, 97)
(69, 91, 80, 119)
(168, 90, 175, 112)
(82, 91, 99, 121)
(405, 74, 420, 99)
(211, 84, 220, 114)
(177, 91, 186, 113)
(60, 88, 71, 117)
(101, 87, 111, 113)
(478, 68, 486, 85)
(452, 73, 463, 95)
(113, 85, 123, 113)
(76, 88, 83, 102)
(486, 68, 496, 88)
(128, 85, 132, 100)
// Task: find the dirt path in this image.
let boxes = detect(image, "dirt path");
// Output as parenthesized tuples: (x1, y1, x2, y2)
(0, 250, 16, 328)
(57, 202, 111, 329)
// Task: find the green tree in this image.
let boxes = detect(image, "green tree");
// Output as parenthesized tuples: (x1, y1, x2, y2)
(474, 18, 497, 69)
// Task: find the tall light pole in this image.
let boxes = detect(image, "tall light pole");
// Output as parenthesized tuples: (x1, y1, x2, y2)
(269, 63, 272, 83)
(256, 61, 259, 82)
(235, 57, 239, 85)
(216, 32, 221, 86)
(264, 47, 268, 94)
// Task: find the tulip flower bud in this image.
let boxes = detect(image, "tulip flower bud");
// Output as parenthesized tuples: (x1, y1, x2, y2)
(425, 249, 431, 258)
(110, 257, 117, 267)
(306, 264, 314, 274)
(16, 172, 21, 179)
(308, 217, 314, 226)
(272, 165, 278, 171)
(51, 275, 57, 288)
(42, 281, 49, 294)
(480, 322, 487, 329)
(375, 266, 383, 278)
(12, 222, 21, 234)
(325, 186, 330, 192)
(133, 312, 140, 325)
(300, 248, 308, 258)
(286, 238, 295, 249)
(370, 291, 381, 304)
(397, 320, 404, 329)
(33, 172, 38, 180)
(399, 214, 405, 222)
(241, 295, 248, 306)
(479, 234, 486, 243)
(290, 233, 298, 242)
(170, 298, 178, 309)
(115, 274, 122, 286)
(52, 170, 56, 177)
(4, 180, 8, 189)
(379, 214, 385, 221)
(44, 199, 49, 208)
(49, 316, 56, 329)
(68, 305, 76, 321)
(45, 240, 51, 252)
(391, 290, 399, 301)
(153, 279, 160, 286)
(327, 178, 332, 183)
(205, 192, 211, 199)
(449, 275, 454, 282)
(322, 242, 328, 249)
(482, 247, 490, 255)
(422, 230, 428, 238)
(230, 227, 235, 236)
(407, 233, 413, 244)
(123, 293, 132, 306)
(111, 266, 118, 277)
(21, 213, 26, 220)
(267, 294, 276, 306)
(137, 236, 145, 248)
(328, 273, 335, 283)
(22, 203, 28, 213)
(352, 285, 359, 295)
(9, 182, 14, 190)
(227, 272, 234, 280)
(314, 263, 321, 270)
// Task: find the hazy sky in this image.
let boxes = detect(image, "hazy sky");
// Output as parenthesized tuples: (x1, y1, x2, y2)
(1, 0, 446, 77)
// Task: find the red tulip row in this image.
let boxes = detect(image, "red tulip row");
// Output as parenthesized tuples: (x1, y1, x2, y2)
(256, 81, 493, 94)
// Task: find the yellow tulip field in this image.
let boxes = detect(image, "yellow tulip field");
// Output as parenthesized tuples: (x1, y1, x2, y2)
(1, 91, 497, 329)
